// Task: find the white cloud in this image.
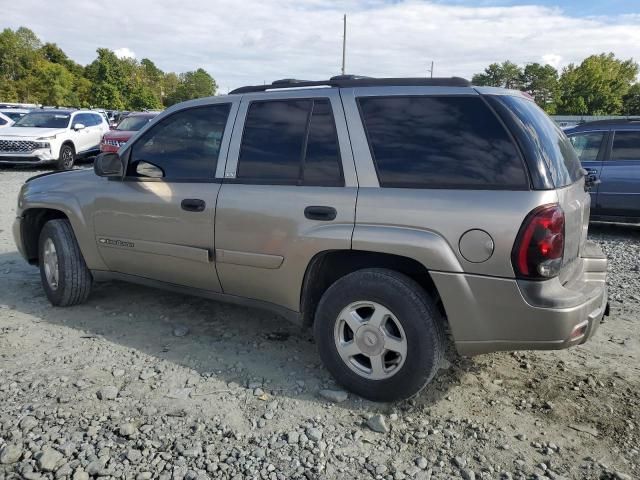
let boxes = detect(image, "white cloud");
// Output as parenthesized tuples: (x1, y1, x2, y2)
(114, 47, 136, 59)
(3, 1, 640, 92)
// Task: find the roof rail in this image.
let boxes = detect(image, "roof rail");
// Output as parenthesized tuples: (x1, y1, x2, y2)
(229, 76, 471, 94)
(576, 118, 640, 126)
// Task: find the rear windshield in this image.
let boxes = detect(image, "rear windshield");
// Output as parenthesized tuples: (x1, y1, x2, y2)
(496, 95, 582, 188)
(117, 115, 153, 131)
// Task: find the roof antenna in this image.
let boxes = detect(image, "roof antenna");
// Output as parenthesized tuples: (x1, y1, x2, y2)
(341, 14, 347, 75)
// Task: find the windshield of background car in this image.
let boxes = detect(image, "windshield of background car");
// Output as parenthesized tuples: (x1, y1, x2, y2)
(2, 111, 26, 121)
(14, 112, 71, 128)
(496, 95, 583, 187)
(117, 116, 153, 131)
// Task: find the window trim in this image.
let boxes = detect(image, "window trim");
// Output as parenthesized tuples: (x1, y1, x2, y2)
(566, 129, 609, 163)
(356, 94, 530, 191)
(232, 97, 345, 187)
(608, 129, 640, 162)
(122, 103, 233, 182)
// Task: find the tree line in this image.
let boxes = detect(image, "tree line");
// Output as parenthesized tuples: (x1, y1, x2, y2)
(472, 53, 640, 115)
(0, 27, 217, 110)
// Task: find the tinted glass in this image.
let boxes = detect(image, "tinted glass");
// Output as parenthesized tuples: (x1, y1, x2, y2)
(73, 113, 90, 127)
(497, 95, 582, 187)
(0, 117, 6, 126)
(15, 112, 70, 128)
(91, 114, 104, 126)
(117, 115, 153, 131)
(2, 111, 25, 121)
(358, 96, 527, 189)
(303, 100, 342, 186)
(128, 104, 230, 179)
(238, 100, 311, 181)
(611, 131, 640, 161)
(569, 132, 605, 162)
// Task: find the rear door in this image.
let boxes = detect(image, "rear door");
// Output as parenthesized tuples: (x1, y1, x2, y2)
(567, 130, 608, 214)
(214, 89, 358, 313)
(597, 129, 640, 219)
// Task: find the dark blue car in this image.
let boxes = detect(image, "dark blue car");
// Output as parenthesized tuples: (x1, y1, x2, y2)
(566, 120, 640, 223)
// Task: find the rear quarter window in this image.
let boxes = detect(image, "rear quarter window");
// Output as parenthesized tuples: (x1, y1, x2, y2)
(495, 95, 583, 188)
(357, 95, 528, 189)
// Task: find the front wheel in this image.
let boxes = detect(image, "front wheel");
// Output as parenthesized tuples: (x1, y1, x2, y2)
(314, 268, 445, 402)
(39, 219, 92, 306)
(56, 144, 75, 170)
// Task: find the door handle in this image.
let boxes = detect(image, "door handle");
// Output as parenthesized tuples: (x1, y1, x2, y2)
(304, 206, 337, 221)
(181, 199, 206, 212)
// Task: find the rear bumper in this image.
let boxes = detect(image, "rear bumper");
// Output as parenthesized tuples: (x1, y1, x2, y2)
(432, 241, 608, 355)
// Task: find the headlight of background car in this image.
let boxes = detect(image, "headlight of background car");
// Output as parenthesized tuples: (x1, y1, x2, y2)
(34, 141, 51, 149)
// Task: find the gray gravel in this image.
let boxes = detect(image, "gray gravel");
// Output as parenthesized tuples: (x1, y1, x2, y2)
(1, 168, 639, 479)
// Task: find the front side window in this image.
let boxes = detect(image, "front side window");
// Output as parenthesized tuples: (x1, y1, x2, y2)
(14, 112, 70, 128)
(611, 131, 640, 161)
(91, 114, 104, 126)
(237, 98, 343, 185)
(128, 104, 231, 180)
(568, 132, 605, 162)
(358, 95, 527, 189)
(73, 113, 91, 127)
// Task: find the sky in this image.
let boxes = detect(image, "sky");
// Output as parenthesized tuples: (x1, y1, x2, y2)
(3, 0, 640, 93)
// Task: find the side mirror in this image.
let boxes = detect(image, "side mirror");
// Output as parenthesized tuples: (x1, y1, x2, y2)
(94, 152, 124, 178)
(73, 123, 86, 131)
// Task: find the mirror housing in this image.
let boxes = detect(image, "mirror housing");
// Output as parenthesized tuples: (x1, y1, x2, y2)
(94, 152, 124, 178)
(73, 123, 86, 131)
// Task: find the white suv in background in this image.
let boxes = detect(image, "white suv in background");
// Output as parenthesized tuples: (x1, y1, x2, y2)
(0, 109, 109, 170)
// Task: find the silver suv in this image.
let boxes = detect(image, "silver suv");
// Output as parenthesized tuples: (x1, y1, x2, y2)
(13, 76, 609, 401)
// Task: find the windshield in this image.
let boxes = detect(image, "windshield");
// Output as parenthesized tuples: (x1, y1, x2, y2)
(14, 112, 70, 128)
(117, 116, 152, 131)
(2, 111, 26, 121)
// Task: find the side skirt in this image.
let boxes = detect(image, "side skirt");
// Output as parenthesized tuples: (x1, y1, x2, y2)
(90, 270, 303, 326)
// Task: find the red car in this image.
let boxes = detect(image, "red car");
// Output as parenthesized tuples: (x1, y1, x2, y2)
(100, 112, 158, 153)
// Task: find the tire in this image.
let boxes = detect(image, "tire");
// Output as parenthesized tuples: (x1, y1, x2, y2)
(38, 219, 92, 306)
(56, 144, 75, 170)
(314, 268, 445, 402)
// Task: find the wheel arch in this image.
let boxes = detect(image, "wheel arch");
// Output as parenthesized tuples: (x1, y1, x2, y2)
(21, 208, 70, 264)
(300, 249, 449, 330)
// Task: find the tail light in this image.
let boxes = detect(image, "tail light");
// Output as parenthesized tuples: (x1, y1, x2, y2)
(512, 204, 564, 279)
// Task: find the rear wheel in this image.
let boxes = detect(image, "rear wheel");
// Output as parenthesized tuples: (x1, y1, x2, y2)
(314, 268, 445, 402)
(56, 144, 75, 170)
(39, 219, 92, 306)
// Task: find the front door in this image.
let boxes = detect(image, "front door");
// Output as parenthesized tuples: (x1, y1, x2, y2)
(93, 101, 236, 291)
(214, 90, 358, 312)
(597, 129, 640, 219)
(568, 130, 608, 214)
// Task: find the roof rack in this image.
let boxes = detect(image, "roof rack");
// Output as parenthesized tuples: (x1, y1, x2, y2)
(229, 75, 471, 94)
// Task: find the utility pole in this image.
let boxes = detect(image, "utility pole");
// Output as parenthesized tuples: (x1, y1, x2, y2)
(427, 61, 434, 78)
(341, 14, 346, 75)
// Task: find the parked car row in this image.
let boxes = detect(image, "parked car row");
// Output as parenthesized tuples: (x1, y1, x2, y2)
(0, 108, 160, 170)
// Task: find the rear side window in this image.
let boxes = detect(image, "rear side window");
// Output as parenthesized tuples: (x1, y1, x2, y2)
(237, 99, 343, 186)
(611, 131, 640, 161)
(358, 96, 527, 189)
(128, 104, 231, 180)
(496, 96, 583, 187)
(568, 132, 605, 162)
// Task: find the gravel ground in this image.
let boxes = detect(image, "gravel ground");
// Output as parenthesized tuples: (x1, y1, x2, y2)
(1, 167, 639, 480)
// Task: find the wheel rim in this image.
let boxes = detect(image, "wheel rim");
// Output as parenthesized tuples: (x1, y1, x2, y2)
(334, 301, 407, 380)
(43, 238, 59, 290)
(62, 148, 73, 168)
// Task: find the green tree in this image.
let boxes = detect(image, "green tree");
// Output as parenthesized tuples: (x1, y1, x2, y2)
(25, 60, 74, 106)
(472, 61, 523, 89)
(558, 53, 639, 115)
(165, 68, 216, 106)
(521, 63, 559, 113)
(85, 48, 127, 109)
(622, 83, 640, 115)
